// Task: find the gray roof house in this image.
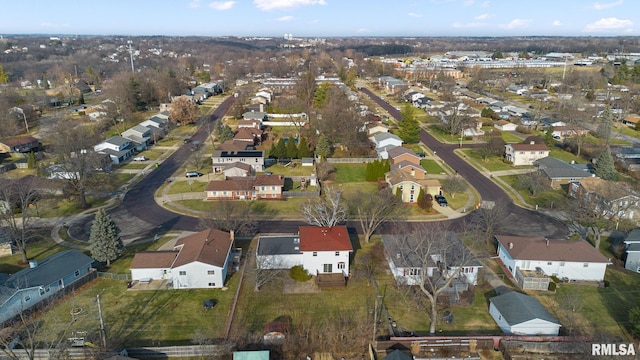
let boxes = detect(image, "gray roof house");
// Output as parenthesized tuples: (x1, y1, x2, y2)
(489, 291, 561, 336)
(94, 136, 134, 165)
(121, 125, 153, 151)
(624, 229, 640, 272)
(533, 156, 593, 189)
(0, 250, 94, 324)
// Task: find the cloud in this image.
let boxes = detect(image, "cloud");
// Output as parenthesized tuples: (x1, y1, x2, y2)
(475, 13, 492, 20)
(590, 0, 624, 10)
(464, 0, 475, 6)
(254, 0, 327, 10)
(452, 21, 485, 28)
(480, 1, 490, 7)
(500, 18, 532, 29)
(189, 0, 201, 8)
(552, 20, 563, 26)
(356, 28, 369, 33)
(208, 1, 235, 10)
(408, 12, 423, 18)
(276, 15, 293, 21)
(584, 17, 632, 32)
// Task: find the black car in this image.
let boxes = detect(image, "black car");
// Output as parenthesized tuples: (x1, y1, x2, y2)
(434, 195, 448, 207)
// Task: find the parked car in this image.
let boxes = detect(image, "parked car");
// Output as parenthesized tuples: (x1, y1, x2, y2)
(435, 195, 448, 207)
(133, 156, 148, 161)
(186, 171, 203, 178)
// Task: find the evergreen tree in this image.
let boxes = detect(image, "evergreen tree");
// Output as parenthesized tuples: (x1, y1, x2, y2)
(315, 135, 330, 159)
(0, 65, 9, 84)
(365, 161, 375, 182)
(286, 137, 298, 159)
(78, 92, 85, 105)
(297, 137, 311, 158)
(273, 138, 286, 159)
(269, 142, 277, 158)
(27, 152, 36, 169)
(595, 107, 613, 141)
(544, 126, 555, 146)
(593, 147, 617, 180)
(89, 209, 123, 267)
(398, 105, 421, 143)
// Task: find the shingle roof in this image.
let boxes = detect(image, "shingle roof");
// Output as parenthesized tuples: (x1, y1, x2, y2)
(490, 291, 560, 326)
(130, 251, 178, 269)
(257, 235, 301, 256)
(508, 142, 549, 151)
(173, 228, 233, 268)
(387, 146, 419, 161)
(299, 226, 353, 252)
(534, 156, 591, 179)
(495, 235, 610, 263)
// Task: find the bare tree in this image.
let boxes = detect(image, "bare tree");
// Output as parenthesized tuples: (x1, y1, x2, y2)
(0, 177, 40, 263)
(514, 171, 550, 197)
(301, 185, 346, 227)
(385, 224, 476, 334)
(169, 95, 200, 125)
(200, 200, 257, 236)
(470, 203, 509, 244)
(252, 254, 286, 291)
(347, 188, 405, 244)
(441, 175, 467, 199)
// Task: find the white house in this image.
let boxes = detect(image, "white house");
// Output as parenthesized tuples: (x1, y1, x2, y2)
(121, 124, 153, 151)
(372, 133, 403, 159)
(257, 226, 353, 277)
(94, 136, 134, 164)
(505, 141, 550, 166)
(495, 235, 610, 282)
(489, 291, 561, 336)
(130, 228, 234, 289)
(494, 120, 518, 131)
(212, 149, 264, 173)
(624, 229, 640, 272)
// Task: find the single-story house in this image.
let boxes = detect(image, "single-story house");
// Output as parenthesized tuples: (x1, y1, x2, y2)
(622, 114, 640, 129)
(0, 250, 94, 324)
(489, 290, 561, 336)
(624, 229, 640, 272)
(533, 156, 593, 189)
(494, 120, 518, 131)
(205, 174, 285, 200)
(223, 162, 253, 178)
(505, 141, 550, 166)
(551, 126, 589, 139)
(0, 136, 44, 154)
(256, 225, 353, 276)
(495, 235, 610, 284)
(130, 228, 234, 289)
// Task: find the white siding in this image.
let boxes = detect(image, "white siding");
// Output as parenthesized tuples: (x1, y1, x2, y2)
(256, 254, 302, 270)
(302, 250, 350, 275)
(514, 258, 608, 281)
(488, 302, 560, 336)
(172, 262, 224, 289)
(131, 268, 171, 281)
(498, 244, 517, 275)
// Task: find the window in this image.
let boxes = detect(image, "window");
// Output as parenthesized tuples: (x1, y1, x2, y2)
(45, 286, 50, 293)
(583, 263, 589, 268)
(39, 288, 45, 296)
(560, 262, 565, 266)
(335, 251, 340, 256)
(547, 262, 552, 265)
(338, 262, 345, 270)
(74, 270, 80, 277)
(261, 186, 265, 191)
(207, 270, 215, 275)
(409, 268, 421, 276)
(313, 252, 317, 257)
(179, 271, 187, 275)
(323, 264, 333, 273)
(208, 283, 216, 287)
(24, 295, 30, 302)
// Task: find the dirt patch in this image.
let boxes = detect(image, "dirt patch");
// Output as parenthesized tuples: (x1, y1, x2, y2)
(282, 276, 320, 294)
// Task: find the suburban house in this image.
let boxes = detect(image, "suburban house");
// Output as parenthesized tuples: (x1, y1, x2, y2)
(121, 124, 152, 151)
(382, 232, 482, 286)
(233, 127, 263, 145)
(378, 76, 409, 93)
(611, 145, 640, 171)
(385, 169, 441, 203)
(130, 228, 234, 289)
(533, 156, 593, 189)
(568, 177, 640, 221)
(366, 122, 389, 136)
(94, 136, 135, 164)
(489, 290, 561, 336)
(256, 225, 353, 277)
(551, 126, 589, 139)
(0, 136, 44, 154)
(372, 133, 403, 159)
(388, 146, 427, 179)
(494, 120, 518, 131)
(237, 119, 263, 130)
(242, 111, 268, 122)
(205, 174, 285, 200)
(222, 162, 253, 178)
(622, 114, 640, 129)
(504, 141, 550, 166)
(0, 250, 94, 324)
(495, 235, 610, 288)
(624, 229, 640, 272)
(212, 149, 264, 173)
(218, 139, 256, 151)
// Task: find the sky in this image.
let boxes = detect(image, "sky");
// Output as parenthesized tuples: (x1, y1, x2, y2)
(1, 0, 639, 38)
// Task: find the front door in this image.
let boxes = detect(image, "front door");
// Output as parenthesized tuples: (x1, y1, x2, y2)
(323, 264, 332, 273)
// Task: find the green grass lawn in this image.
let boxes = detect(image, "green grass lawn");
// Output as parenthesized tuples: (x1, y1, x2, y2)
(443, 191, 469, 210)
(118, 163, 148, 170)
(36, 196, 110, 218)
(136, 148, 166, 161)
(333, 163, 367, 182)
(426, 125, 470, 144)
(500, 131, 525, 143)
(460, 149, 514, 172)
(105, 235, 178, 274)
(156, 138, 181, 147)
(499, 174, 567, 208)
(264, 163, 314, 177)
(0, 239, 71, 274)
(421, 159, 446, 174)
(166, 180, 208, 195)
(549, 147, 588, 164)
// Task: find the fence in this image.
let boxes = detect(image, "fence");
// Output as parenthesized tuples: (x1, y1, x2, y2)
(284, 191, 320, 198)
(97, 272, 131, 281)
(0, 344, 235, 360)
(326, 157, 378, 163)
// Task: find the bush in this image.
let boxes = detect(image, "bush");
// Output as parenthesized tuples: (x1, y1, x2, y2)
(290, 265, 311, 282)
(550, 275, 561, 283)
(548, 282, 557, 291)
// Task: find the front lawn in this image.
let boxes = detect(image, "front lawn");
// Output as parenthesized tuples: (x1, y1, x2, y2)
(499, 174, 568, 209)
(421, 159, 446, 174)
(459, 149, 514, 172)
(166, 180, 208, 195)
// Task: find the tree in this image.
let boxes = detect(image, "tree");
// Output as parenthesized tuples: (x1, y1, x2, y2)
(286, 138, 298, 159)
(89, 209, 123, 267)
(301, 185, 347, 227)
(441, 175, 466, 199)
(297, 137, 311, 158)
(470, 203, 509, 244)
(169, 96, 199, 125)
(348, 188, 405, 244)
(544, 125, 555, 146)
(214, 120, 234, 143)
(417, 191, 433, 211)
(0, 65, 9, 83)
(629, 307, 640, 337)
(26, 152, 36, 169)
(441, 104, 469, 136)
(398, 105, 421, 143)
(388, 225, 475, 334)
(595, 106, 613, 141)
(315, 135, 330, 159)
(201, 200, 257, 236)
(593, 148, 617, 180)
(272, 138, 287, 160)
(0, 177, 39, 264)
(514, 171, 549, 196)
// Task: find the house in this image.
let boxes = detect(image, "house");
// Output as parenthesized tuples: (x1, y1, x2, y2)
(218, 139, 255, 151)
(212, 149, 264, 173)
(372, 133, 403, 159)
(624, 229, 640, 272)
(0, 136, 44, 154)
(242, 111, 268, 122)
(540, 118, 566, 128)
(237, 119, 263, 130)
(257, 225, 353, 277)
(568, 177, 640, 221)
(494, 120, 518, 131)
(94, 136, 134, 164)
(387, 147, 427, 179)
(622, 114, 640, 129)
(233, 127, 263, 145)
(489, 291, 561, 336)
(533, 156, 593, 189)
(551, 126, 589, 139)
(121, 125, 152, 151)
(130, 228, 234, 289)
(222, 162, 253, 178)
(366, 122, 389, 136)
(255, 89, 272, 103)
(382, 232, 482, 286)
(385, 169, 441, 203)
(0, 250, 94, 324)
(205, 174, 285, 200)
(504, 141, 550, 166)
(495, 235, 610, 285)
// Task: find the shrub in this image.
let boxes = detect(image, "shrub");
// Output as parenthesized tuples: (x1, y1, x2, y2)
(550, 275, 561, 283)
(548, 282, 557, 291)
(290, 265, 311, 282)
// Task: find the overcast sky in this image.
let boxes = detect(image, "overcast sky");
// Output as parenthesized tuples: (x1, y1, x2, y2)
(1, 0, 638, 37)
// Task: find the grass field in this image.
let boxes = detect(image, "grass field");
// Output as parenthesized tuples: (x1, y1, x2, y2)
(460, 149, 516, 172)
(421, 159, 446, 174)
(499, 174, 568, 208)
(264, 163, 314, 177)
(333, 163, 367, 182)
(166, 181, 208, 195)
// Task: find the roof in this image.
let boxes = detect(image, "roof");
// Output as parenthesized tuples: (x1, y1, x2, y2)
(507, 142, 550, 151)
(233, 351, 269, 360)
(299, 226, 353, 252)
(373, 132, 402, 145)
(625, 229, 640, 244)
(533, 156, 591, 179)
(206, 174, 284, 192)
(224, 162, 252, 173)
(391, 161, 426, 173)
(212, 149, 264, 158)
(383, 350, 412, 360)
(490, 291, 560, 326)
(383, 232, 482, 269)
(130, 251, 178, 269)
(575, 177, 636, 201)
(495, 235, 610, 263)
(2, 135, 40, 147)
(173, 228, 233, 268)
(257, 235, 302, 256)
(218, 139, 254, 151)
(386, 146, 419, 160)
(103, 136, 130, 147)
(385, 169, 440, 188)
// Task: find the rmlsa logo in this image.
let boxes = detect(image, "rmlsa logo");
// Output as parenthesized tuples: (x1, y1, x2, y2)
(591, 343, 636, 356)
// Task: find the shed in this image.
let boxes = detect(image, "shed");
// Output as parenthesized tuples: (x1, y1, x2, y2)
(489, 291, 561, 335)
(233, 350, 269, 360)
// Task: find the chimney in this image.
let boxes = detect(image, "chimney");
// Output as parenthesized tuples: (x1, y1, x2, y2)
(230, 230, 235, 242)
(508, 242, 513, 250)
(545, 238, 549, 247)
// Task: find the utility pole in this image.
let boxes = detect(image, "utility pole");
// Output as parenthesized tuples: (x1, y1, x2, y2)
(96, 294, 107, 348)
(128, 40, 135, 73)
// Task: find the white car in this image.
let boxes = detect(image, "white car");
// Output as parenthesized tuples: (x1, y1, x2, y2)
(133, 156, 148, 161)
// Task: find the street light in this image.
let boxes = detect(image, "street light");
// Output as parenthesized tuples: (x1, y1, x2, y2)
(10, 107, 29, 133)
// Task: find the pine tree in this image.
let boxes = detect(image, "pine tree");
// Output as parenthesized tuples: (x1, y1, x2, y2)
(544, 126, 555, 146)
(297, 137, 311, 158)
(286, 137, 298, 159)
(273, 138, 286, 160)
(315, 135, 330, 159)
(27, 152, 36, 169)
(398, 105, 421, 143)
(89, 209, 123, 267)
(595, 107, 613, 141)
(269, 143, 277, 158)
(365, 161, 375, 182)
(594, 147, 617, 180)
